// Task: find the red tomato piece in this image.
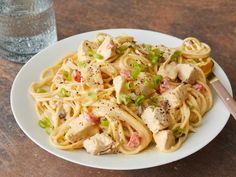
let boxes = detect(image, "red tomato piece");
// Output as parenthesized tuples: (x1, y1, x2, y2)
(193, 83, 204, 92)
(120, 69, 131, 80)
(72, 70, 81, 82)
(83, 112, 100, 125)
(128, 132, 141, 148)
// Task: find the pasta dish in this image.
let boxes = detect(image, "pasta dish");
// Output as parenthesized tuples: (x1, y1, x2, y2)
(29, 33, 213, 155)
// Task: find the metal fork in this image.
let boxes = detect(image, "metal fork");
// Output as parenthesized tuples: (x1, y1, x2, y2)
(207, 72, 236, 119)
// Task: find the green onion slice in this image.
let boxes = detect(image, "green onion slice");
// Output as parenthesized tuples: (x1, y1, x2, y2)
(62, 71, 72, 81)
(94, 53, 104, 60)
(135, 95, 145, 106)
(116, 45, 129, 54)
(173, 127, 185, 138)
(119, 93, 131, 105)
(100, 119, 109, 127)
(171, 50, 182, 62)
(145, 74, 163, 88)
(38, 117, 52, 129)
(59, 88, 70, 97)
(78, 61, 87, 68)
(131, 62, 142, 80)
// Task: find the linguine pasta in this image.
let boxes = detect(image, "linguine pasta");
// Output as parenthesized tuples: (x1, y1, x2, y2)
(29, 33, 213, 155)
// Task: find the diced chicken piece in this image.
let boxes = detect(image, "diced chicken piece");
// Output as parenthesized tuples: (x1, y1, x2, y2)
(80, 63, 104, 89)
(133, 72, 156, 97)
(96, 36, 116, 60)
(141, 106, 171, 133)
(162, 84, 188, 108)
(100, 63, 118, 77)
(83, 133, 115, 155)
(157, 62, 178, 80)
(113, 76, 126, 104)
(177, 64, 197, 84)
(153, 130, 175, 151)
(77, 40, 91, 62)
(65, 117, 99, 143)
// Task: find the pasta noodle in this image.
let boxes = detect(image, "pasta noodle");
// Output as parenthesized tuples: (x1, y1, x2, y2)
(29, 33, 213, 155)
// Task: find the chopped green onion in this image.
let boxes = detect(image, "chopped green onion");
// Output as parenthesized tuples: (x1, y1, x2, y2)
(36, 88, 46, 93)
(145, 75, 163, 88)
(171, 50, 182, 62)
(147, 96, 159, 106)
(86, 48, 104, 60)
(125, 81, 133, 90)
(94, 53, 104, 60)
(38, 117, 53, 134)
(120, 93, 131, 105)
(78, 61, 87, 68)
(38, 117, 52, 129)
(153, 75, 163, 85)
(86, 49, 94, 57)
(88, 91, 97, 101)
(116, 45, 129, 54)
(135, 95, 145, 106)
(131, 62, 142, 80)
(62, 71, 72, 81)
(147, 48, 162, 64)
(173, 127, 185, 138)
(100, 119, 109, 127)
(59, 88, 70, 97)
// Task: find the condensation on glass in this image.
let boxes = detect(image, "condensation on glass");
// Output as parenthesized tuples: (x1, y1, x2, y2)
(0, 0, 57, 63)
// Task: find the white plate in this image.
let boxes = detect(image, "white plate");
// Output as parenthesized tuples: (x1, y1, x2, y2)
(11, 29, 232, 170)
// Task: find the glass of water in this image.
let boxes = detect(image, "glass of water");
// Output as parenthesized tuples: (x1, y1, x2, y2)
(0, 0, 57, 63)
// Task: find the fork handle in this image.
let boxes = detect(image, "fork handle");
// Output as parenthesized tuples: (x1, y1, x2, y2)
(211, 80, 236, 120)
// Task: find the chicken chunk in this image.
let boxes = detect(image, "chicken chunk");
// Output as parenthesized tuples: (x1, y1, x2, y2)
(133, 72, 156, 97)
(83, 133, 115, 155)
(100, 62, 118, 77)
(96, 36, 116, 60)
(153, 130, 175, 151)
(177, 64, 197, 84)
(113, 76, 126, 104)
(65, 117, 99, 143)
(141, 106, 171, 133)
(80, 62, 104, 89)
(162, 84, 188, 108)
(157, 62, 178, 80)
(77, 40, 91, 62)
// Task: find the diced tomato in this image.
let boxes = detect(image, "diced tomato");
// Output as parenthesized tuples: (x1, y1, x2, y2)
(158, 79, 170, 93)
(193, 83, 204, 92)
(83, 112, 100, 125)
(120, 69, 131, 80)
(72, 70, 81, 82)
(128, 132, 141, 148)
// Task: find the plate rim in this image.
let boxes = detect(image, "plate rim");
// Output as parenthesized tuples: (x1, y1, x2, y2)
(10, 28, 232, 170)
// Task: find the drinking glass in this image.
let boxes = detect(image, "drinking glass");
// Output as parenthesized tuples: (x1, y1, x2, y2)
(0, 0, 57, 63)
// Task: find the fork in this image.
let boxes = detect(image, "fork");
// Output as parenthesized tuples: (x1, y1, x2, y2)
(207, 72, 236, 119)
